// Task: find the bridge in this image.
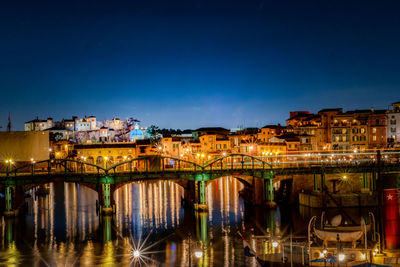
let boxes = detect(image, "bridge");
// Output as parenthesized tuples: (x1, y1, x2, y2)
(1, 152, 400, 217)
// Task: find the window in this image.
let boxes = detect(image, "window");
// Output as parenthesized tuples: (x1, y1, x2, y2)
(372, 128, 376, 134)
(373, 136, 376, 141)
(342, 129, 347, 134)
(361, 128, 365, 134)
(216, 144, 221, 149)
(223, 144, 227, 149)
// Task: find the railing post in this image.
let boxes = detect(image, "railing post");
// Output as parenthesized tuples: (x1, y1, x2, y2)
(320, 172, 325, 192)
(48, 161, 51, 174)
(313, 173, 318, 191)
(241, 156, 244, 170)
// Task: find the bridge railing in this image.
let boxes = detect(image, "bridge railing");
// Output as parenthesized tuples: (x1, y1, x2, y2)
(0, 159, 107, 178)
(1, 151, 400, 178)
(105, 155, 203, 174)
(202, 154, 273, 172)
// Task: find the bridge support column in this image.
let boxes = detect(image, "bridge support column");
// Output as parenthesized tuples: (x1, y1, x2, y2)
(99, 183, 115, 215)
(194, 181, 208, 211)
(265, 178, 276, 208)
(4, 186, 19, 217)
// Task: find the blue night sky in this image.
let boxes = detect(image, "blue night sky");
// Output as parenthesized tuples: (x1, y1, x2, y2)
(1, 0, 399, 130)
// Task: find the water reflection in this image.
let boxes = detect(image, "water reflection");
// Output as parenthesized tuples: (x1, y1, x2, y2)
(0, 176, 355, 266)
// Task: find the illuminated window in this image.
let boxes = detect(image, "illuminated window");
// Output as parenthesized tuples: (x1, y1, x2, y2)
(372, 128, 376, 133)
(373, 136, 376, 141)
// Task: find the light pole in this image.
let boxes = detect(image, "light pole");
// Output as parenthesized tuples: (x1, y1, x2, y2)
(104, 156, 108, 169)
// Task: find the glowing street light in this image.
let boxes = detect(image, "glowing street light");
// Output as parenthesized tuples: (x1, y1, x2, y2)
(133, 250, 140, 258)
(338, 253, 345, 261)
(272, 241, 279, 248)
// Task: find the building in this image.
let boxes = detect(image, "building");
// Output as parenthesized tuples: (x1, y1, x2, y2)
(368, 110, 387, 149)
(317, 108, 343, 150)
(192, 127, 230, 140)
(257, 125, 284, 143)
(387, 101, 400, 146)
(331, 112, 352, 150)
(24, 117, 53, 131)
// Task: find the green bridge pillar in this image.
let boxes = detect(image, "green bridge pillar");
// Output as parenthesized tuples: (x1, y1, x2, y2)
(195, 180, 208, 211)
(265, 178, 276, 208)
(98, 184, 115, 216)
(4, 186, 18, 217)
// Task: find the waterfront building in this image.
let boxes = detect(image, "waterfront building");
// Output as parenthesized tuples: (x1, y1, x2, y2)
(331, 112, 357, 151)
(387, 101, 400, 147)
(74, 139, 155, 167)
(192, 127, 230, 140)
(286, 111, 312, 127)
(317, 108, 343, 150)
(257, 125, 284, 143)
(368, 109, 387, 149)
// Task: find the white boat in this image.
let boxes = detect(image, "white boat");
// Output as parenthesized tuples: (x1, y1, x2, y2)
(310, 216, 371, 242)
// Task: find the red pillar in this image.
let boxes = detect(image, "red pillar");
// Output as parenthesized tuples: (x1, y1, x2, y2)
(384, 189, 400, 249)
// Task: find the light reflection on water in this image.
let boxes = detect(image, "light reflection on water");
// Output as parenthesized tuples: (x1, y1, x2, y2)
(0, 177, 381, 266)
(0, 177, 273, 266)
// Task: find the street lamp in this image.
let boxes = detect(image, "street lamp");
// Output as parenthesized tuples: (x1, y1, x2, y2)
(104, 156, 108, 169)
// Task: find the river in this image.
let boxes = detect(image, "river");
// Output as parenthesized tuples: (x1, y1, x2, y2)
(0, 177, 381, 266)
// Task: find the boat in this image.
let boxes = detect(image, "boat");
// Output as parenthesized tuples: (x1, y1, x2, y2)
(310, 215, 372, 243)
